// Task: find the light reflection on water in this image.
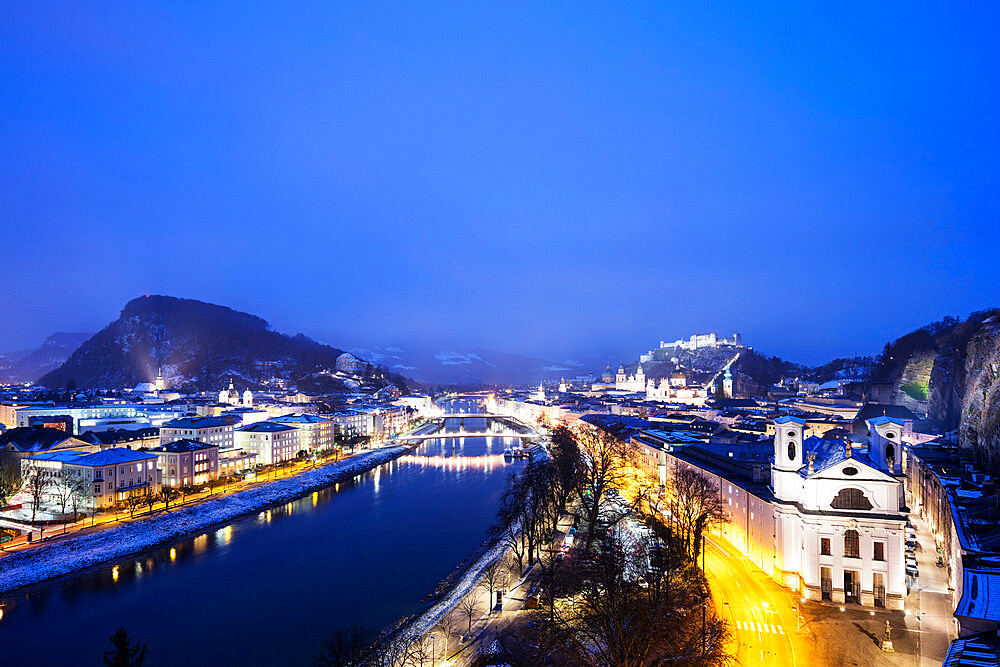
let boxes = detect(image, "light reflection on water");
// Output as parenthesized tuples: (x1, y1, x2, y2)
(0, 398, 525, 666)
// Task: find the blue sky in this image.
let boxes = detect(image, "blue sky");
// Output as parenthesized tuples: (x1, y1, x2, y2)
(1, 2, 998, 364)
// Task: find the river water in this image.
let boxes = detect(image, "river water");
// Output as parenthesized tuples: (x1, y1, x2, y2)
(0, 400, 523, 666)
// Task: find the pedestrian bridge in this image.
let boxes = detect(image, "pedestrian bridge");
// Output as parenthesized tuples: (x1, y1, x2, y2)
(403, 412, 540, 441)
(401, 429, 540, 441)
(436, 413, 505, 419)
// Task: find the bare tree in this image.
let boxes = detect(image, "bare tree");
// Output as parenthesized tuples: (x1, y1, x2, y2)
(52, 474, 81, 515)
(574, 427, 635, 550)
(124, 492, 144, 519)
(540, 531, 732, 666)
(68, 477, 88, 522)
(492, 477, 527, 571)
(458, 593, 481, 638)
(143, 489, 157, 516)
(103, 626, 147, 667)
(478, 559, 508, 614)
(21, 468, 51, 523)
(160, 487, 179, 511)
(433, 614, 461, 664)
(402, 636, 433, 667)
(549, 426, 580, 514)
(313, 625, 372, 667)
(670, 466, 729, 559)
(0, 460, 22, 505)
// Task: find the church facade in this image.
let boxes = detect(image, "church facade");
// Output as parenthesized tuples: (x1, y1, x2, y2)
(645, 415, 908, 610)
(771, 416, 908, 609)
(614, 363, 710, 405)
(218, 379, 253, 408)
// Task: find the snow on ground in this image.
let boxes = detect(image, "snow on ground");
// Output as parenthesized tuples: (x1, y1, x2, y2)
(0, 446, 410, 594)
(401, 522, 521, 643)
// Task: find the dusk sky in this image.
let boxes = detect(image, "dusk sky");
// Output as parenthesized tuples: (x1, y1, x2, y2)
(2, 3, 998, 365)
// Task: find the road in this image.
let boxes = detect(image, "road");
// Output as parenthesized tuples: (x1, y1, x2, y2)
(0, 447, 382, 554)
(703, 532, 816, 666)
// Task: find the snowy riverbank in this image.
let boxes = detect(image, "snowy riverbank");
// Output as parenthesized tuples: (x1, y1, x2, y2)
(0, 446, 410, 594)
(402, 522, 520, 644)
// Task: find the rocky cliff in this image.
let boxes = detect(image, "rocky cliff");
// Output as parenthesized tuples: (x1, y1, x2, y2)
(958, 315, 1000, 471)
(871, 311, 998, 429)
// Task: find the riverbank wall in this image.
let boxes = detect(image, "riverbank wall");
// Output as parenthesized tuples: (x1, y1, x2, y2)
(0, 445, 411, 594)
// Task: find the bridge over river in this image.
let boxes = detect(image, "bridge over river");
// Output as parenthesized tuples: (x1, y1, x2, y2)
(401, 412, 540, 441)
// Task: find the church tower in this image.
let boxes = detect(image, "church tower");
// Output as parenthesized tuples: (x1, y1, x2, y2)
(635, 364, 645, 388)
(772, 416, 805, 502)
(867, 417, 904, 476)
(534, 382, 546, 401)
(558, 378, 567, 393)
(243, 389, 254, 407)
(723, 368, 734, 398)
(154, 367, 166, 392)
(616, 363, 626, 386)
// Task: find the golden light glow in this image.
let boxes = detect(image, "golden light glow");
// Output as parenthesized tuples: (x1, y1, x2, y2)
(170, 547, 177, 561)
(397, 454, 510, 471)
(112, 566, 119, 582)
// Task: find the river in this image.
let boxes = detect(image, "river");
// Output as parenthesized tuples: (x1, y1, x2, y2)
(0, 400, 523, 666)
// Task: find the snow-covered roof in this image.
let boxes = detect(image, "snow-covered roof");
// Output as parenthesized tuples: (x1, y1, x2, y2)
(801, 435, 881, 476)
(774, 416, 806, 425)
(25, 447, 157, 466)
(957, 569, 1000, 621)
(868, 416, 905, 427)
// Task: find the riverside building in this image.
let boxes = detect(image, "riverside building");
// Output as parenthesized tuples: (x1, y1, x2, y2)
(20, 448, 161, 510)
(151, 439, 220, 487)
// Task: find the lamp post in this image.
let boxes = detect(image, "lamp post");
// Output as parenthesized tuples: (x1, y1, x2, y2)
(430, 634, 436, 667)
(701, 534, 706, 656)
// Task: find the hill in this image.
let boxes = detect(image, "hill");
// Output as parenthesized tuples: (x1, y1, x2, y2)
(0, 332, 91, 383)
(39, 296, 351, 391)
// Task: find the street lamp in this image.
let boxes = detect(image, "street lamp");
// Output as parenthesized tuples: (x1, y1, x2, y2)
(430, 634, 436, 667)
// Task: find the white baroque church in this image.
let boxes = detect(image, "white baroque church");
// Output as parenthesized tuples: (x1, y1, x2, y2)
(615, 363, 709, 405)
(771, 416, 907, 609)
(219, 379, 253, 407)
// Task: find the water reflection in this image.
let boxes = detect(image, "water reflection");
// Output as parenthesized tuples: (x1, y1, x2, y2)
(0, 399, 522, 666)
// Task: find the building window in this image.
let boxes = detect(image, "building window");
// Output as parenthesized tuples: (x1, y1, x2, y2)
(821, 537, 831, 555)
(831, 488, 873, 511)
(873, 541, 885, 561)
(844, 529, 860, 558)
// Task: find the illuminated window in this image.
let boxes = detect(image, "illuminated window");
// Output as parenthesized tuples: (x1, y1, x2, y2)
(844, 530, 860, 558)
(821, 537, 831, 555)
(873, 541, 885, 561)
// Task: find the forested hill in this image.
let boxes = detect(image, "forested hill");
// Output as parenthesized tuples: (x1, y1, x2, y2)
(39, 296, 350, 391)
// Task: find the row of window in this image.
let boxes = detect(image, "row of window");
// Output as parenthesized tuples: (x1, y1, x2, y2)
(820, 531, 885, 561)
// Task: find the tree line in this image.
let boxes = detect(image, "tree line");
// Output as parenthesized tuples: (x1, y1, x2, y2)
(314, 423, 733, 666)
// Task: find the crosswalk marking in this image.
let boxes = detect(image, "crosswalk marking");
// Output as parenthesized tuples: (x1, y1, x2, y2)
(735, 620, 786, 635)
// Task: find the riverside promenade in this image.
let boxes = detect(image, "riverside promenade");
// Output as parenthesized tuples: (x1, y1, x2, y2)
(0, 445, 410, 593)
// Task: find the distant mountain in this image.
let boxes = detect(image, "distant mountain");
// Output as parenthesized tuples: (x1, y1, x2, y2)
(0, 332, 91, 383)
(324, 336, 587, 387)
(39, 296, 350, 391)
